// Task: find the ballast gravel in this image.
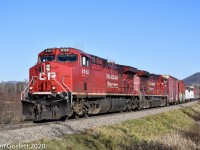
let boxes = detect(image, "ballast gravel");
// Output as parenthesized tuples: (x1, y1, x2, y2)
(0, 101, 199, 145)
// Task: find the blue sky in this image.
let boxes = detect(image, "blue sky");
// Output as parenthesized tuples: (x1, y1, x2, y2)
(0, 0, 199, 81)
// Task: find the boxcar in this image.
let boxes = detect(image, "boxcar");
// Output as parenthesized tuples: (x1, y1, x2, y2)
(178, 80, 185, 103)
(162, 75, 178, 104)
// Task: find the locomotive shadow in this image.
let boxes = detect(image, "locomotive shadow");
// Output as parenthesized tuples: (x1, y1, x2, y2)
(33, 119, 61, 123)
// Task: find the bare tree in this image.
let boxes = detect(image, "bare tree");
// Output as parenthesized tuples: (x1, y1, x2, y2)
(0, 81, 27, 124)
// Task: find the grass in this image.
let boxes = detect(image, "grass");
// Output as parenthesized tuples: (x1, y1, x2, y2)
(0, 94, 22, 124)
(24, 102, 200, 149)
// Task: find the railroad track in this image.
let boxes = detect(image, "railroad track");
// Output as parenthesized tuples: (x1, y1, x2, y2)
(0, 100, 199, 132)
(0, 121, 64, 132)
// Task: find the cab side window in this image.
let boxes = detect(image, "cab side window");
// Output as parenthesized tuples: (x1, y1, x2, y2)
(81, 56, 90, 67)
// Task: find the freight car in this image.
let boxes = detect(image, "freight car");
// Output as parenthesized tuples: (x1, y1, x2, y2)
(178, 80, 185, 103)
(21, 47, 196, 121)
(185, 85, 200, 101)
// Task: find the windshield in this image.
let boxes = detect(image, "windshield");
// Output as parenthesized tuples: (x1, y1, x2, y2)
(57, 54, 78, 62)
(40, 55, 55, 62)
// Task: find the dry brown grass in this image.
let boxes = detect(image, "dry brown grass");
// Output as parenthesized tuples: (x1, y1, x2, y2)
(153, 126, 200, 150)
(0, 94, 22, 124)
(126, 123, 200, 150)
(0, 82, 26, 124)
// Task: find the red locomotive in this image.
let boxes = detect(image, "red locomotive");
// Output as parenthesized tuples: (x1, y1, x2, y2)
(21, 47, 190, 121)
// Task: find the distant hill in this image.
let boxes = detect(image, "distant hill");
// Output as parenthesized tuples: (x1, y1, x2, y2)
(183, 72, 200, 86)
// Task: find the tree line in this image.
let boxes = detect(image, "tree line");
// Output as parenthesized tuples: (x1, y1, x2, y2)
(0, 81, 27, 95)
(0, 81, 27, 124)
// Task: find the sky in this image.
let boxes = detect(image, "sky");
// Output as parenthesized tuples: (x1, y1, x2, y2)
(0, 0, 199, 81)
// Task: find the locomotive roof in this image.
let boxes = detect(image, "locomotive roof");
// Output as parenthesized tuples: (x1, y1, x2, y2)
(70, 47, 108, 61)
(137, 70, 150, 77)
(162, 75, 178, 80)
(150, 74, 162, 77)
(89, 54, 107, 61)
(40, 47, 85, 54)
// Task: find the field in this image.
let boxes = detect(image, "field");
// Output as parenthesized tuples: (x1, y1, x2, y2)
(0, 82, 26, 124)
(33, 102, 200, 150)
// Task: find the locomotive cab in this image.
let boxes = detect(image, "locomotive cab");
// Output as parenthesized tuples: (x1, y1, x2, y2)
(29, 48, 79, 93)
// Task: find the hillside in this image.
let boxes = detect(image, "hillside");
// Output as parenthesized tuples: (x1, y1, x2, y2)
(183, 72, 200, 86)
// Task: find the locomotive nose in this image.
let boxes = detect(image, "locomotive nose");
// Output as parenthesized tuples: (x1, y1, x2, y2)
(31, 62, 57, 92)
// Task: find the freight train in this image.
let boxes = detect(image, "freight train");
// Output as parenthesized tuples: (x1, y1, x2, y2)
(21, 47, 200, 121)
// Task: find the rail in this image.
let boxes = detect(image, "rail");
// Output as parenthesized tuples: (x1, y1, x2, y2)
(139, 85, 146, 100)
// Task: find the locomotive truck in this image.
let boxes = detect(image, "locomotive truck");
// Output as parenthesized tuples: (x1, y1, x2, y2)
(21, 47, 191, 121)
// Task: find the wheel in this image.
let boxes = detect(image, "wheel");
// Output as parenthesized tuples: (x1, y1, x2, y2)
(74, 115, 79, 119)
(84, 113, 89, 118)
(60, 116, 68, 121)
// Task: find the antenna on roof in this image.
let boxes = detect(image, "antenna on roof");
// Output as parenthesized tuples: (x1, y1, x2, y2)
(74, 42, 85, 52)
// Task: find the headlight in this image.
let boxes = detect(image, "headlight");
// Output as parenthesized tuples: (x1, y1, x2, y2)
(46, 64, 51, 72)
(29, 87, 33, 91)
(52, 86, 56, 90)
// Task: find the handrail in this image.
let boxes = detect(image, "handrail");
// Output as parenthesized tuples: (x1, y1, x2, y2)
(61, 77, 72, 92)
(21, 74, 73, 107)
(142, 85, 146, 96)
(61, 77, 73, 107)
(21, 76, 38, 100)
(53, 78, 69, 93)
(53, 77, 73, 106)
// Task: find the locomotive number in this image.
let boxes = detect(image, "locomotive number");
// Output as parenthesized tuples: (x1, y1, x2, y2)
(82, 69, 89, 75)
